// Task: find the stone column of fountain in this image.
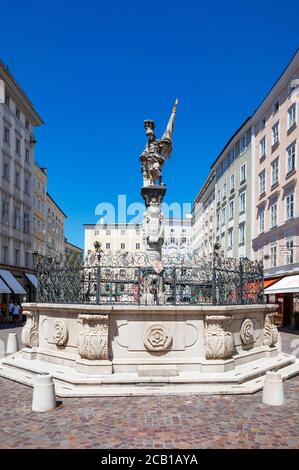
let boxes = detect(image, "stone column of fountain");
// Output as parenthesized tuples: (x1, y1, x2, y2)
(139, 100, 178, 303)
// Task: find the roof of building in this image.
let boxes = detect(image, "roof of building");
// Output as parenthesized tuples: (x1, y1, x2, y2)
(210, 116, 252, 169)
(0, 59, 44, 126)
(65, 239, 84, 252)
(46, 193, 67, 218)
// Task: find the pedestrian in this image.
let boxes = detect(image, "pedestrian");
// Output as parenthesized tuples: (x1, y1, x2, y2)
(12, 301, 20, 326)
(8, 300, 14, 320)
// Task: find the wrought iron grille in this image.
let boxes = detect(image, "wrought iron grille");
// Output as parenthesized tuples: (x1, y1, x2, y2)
(34, 251, 264, 306)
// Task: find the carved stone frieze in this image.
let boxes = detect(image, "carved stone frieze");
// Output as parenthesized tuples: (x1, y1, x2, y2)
(77, 314, 108, 360)
(21, 310, 39, 348)
(263, 313, 278, 347)
(144, 324, 172, 352)
(205, 314, 234, 359)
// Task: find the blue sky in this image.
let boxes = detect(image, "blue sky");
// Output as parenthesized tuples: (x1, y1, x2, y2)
(1, 0, 299, 248)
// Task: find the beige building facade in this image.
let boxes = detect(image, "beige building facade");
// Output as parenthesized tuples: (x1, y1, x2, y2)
(33, 163, 47, 256)
(0, 59, 43, 308)
(192, 171, 215, 257)
(211, 118, 253, 259)
(46, 193, 67, 261)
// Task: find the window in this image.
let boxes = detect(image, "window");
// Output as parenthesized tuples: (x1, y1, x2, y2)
(231, 147, 236, 162)
(106, 230, 111, 235)
(286, 239, 294, 264)
(16, 137, 20, 154)
(239, 223, 245, 245)
(221, 207, 226, 225)
(288, 104, 296, 129)
(260, 116, 266, 130)
(260, 137, 266, 158)
(15, 170, 21, 188)
(273, 100, 279, 114)
(229, 200, 234, 219)
(270, 245, 277, 268)
(259, 170, 266, 195)
(272, 122, 279, 145)
(2, 245, 9, 264)
(230, 173, 235, 191)
(223, 183, 227, 199)
(286, 142, 296, 173)
(286, 193, 294, 220)
(240, 134, 246, 153)
(14, 249, 20, 266)
(239, 192, 246, 213)
(216, 211, 220, 229)
(25, 252, 31, 268)
(228, 229, 233, 249)
(136, 242, 140, 249)
(25, 119, 30, 130)
(15, 107, 20, 119)
(24, 178, 29, 196)
(13, 206, 21, 230)
(170, 237, 176, 244)
(136, 229, 140, 235)
(4, 126, 10, 144)
(270, 203, 277, 228)
(25, 148, 30, 163)
(5, 95, 10, 107)
(181, 237, 187, 244)
(3, 161, 9, 180)
(240, 163, 246, 183)
(120, 243, 125, 250)
(1, 200, 9, 225)
(106, 243, 110, 249)
(271, 158, 279, 185)
(258, 209, 265, 234)
(217, 189, 221, 203)
(121, 230, 125, 236)
(23, 213, 30, 233)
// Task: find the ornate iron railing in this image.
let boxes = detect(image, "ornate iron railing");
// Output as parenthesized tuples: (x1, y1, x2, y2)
(34, 251, 264, 306)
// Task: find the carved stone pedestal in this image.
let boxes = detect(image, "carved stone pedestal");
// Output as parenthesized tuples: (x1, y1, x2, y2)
(76, 314, 112, 375)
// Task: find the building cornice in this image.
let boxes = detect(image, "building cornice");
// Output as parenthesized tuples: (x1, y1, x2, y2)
(0, 60, 44, 126)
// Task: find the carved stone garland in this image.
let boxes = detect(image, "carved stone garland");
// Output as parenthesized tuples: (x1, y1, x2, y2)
(21, 310, 39, 348)
(77, 314, 108, 360)
(205, 315, 234, 359)
(52, 319, 68, 346)
(240, 318, 254, 345)
(263, 313, 278, 347)
(144, 324, 172, 352)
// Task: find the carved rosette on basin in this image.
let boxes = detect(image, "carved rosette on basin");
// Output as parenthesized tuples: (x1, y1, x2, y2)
(205, 315, 234, 359)
(144, 324, 172, 352)
(263, 313, 278, 347)
(21, 310, 39, 348)
(77, 314, 108, 360)
(240, 319, 254, 345)
(52, 320, 68, 346)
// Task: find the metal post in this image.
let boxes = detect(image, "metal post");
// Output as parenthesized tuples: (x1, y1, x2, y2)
(137, 267, 141, 306)
(239, 259, 244, 305)
(96, 266, 101, 304)
(212, 252, 216, 305)
(173, 267, 177, 305)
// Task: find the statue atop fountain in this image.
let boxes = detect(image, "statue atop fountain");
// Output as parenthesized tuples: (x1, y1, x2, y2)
(140, 99, 178, 262)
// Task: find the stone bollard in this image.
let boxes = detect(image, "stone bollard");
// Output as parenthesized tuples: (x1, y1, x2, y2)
(277, 332, 282, 352)
(6, 333, 19, 355)
(262, 371, 284, 406)
(32, 373, 57, 412)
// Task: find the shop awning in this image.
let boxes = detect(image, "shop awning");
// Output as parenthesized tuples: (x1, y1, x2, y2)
(264, 275, 299, 294)
(25, 273, 38, 289)
(0, 278, 12, 294)
(0, 270, 26, 295)
(264, 278, 280, 288)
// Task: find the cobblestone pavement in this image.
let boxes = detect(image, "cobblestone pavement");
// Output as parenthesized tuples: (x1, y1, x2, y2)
(0, 325, 298, 449)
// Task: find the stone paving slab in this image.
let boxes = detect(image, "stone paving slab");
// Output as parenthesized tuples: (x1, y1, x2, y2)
(0, 325, 298, 449)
